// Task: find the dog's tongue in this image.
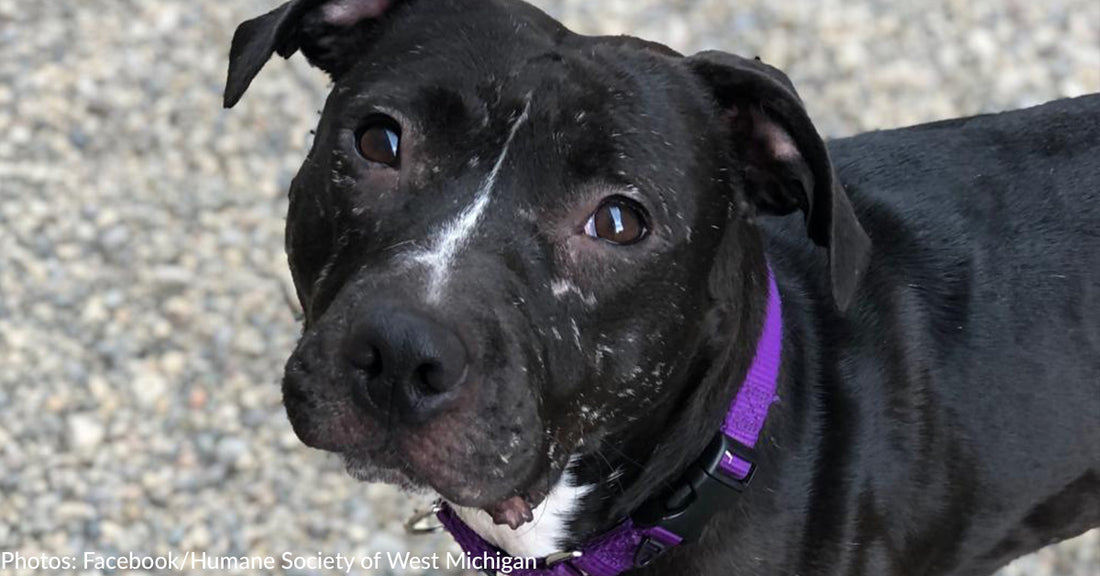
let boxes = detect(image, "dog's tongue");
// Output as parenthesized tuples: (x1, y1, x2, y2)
(484, 496, 534, 530)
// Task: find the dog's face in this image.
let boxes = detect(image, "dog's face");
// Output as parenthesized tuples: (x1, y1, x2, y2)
(226, 0, 868, 525)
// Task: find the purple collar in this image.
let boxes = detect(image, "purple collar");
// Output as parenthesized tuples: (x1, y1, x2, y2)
(433, 268, 783, 575)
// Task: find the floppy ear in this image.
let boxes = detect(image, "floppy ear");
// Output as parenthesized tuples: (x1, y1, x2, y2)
(687, 51, 871, 310)
(224, 0, 400, 108)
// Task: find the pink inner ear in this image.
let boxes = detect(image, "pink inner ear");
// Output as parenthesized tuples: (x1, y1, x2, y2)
(322, 0, 393, 27)
(751, 108, 801, 161)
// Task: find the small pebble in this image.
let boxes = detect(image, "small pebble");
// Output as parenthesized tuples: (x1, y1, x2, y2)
(67, 413, 106, 451)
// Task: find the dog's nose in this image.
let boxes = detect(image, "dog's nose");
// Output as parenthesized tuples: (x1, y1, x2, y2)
(343, 302, 468, 423)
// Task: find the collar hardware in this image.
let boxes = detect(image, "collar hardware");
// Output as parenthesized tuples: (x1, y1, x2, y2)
(632, 537, 672, 568)
(631, 433, 757, 547)
(544, 551, 583, 567)
(404, 502, 445, 535)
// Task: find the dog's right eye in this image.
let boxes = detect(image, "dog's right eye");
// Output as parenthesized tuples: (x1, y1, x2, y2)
(357, 116, 401, 166)
(584, 197, 649, 245)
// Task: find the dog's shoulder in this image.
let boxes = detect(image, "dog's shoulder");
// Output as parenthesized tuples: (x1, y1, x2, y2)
(827, 95, 1100, 213)
(830, 94, 1100, 175)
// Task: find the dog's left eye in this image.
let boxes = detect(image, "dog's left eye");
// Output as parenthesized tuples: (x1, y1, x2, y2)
(584, 198, 648, 245)
(357, 116, 401, 166)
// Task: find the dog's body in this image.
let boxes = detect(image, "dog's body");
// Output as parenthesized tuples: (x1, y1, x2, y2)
(223, 1, 1100, 574)
(631, 98, 1100, 576)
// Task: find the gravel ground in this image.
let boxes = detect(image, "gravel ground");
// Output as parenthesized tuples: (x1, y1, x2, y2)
(0, 1, 1097, 575)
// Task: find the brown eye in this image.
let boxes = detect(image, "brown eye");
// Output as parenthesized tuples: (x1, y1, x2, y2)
(584, 198, 648, 245)
(357, 117, 400, 166)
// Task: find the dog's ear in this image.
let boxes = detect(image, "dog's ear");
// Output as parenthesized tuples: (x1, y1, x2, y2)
(687, 51, 871, 310)
(224, 0, 401, 108)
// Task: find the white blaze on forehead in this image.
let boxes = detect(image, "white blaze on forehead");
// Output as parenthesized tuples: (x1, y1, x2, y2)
(451, 460, 593, 558)
(411, 96, 533, 303)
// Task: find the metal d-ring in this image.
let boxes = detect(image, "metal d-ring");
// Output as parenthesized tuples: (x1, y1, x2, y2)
(404, 501, 444, 535)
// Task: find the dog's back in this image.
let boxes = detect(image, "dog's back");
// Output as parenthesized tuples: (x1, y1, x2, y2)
(815, 95, 1100, 572)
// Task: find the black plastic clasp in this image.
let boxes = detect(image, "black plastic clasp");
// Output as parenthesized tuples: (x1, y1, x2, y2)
(633, 536, 674, 568)
(632, 433, 757, 544)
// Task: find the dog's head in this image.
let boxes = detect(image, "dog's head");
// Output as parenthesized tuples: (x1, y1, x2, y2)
(226, 0, 868, 527)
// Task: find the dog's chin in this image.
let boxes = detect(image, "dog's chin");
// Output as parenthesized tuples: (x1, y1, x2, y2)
(340, 451, 565, 530)
(341, 454, 423, 491)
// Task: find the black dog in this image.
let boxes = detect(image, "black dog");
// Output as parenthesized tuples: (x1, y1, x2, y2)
(224, 1, 1100, 574)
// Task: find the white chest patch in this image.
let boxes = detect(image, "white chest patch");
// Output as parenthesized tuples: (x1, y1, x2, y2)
(450, 467, 594, 558)
(409, 97, 532, 303)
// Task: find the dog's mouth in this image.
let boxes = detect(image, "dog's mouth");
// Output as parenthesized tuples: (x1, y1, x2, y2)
(341, 451, 422, 491)
(340, 444, 564, 530)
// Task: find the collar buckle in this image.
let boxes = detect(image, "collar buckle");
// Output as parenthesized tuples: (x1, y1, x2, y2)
(631, 433, 757, 547)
